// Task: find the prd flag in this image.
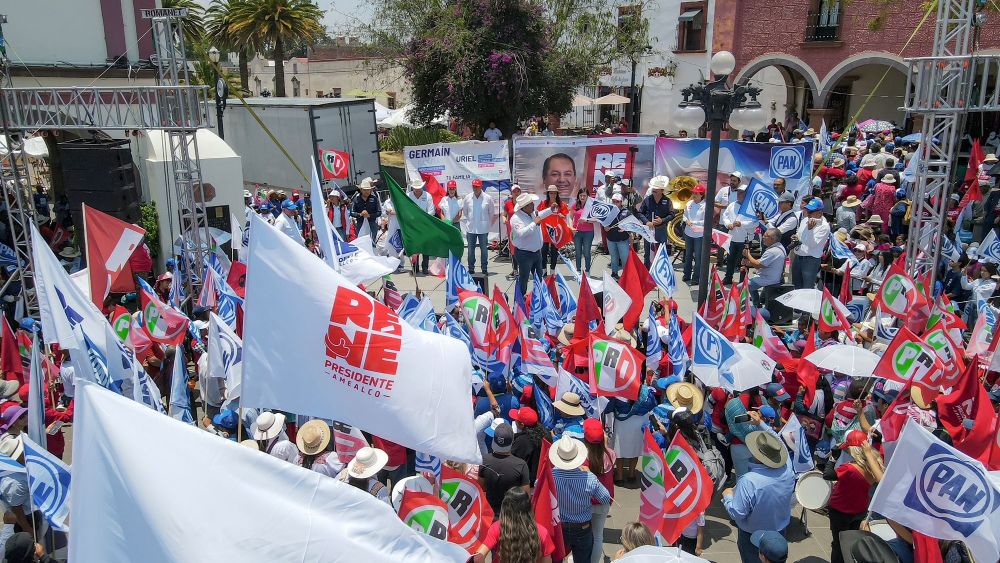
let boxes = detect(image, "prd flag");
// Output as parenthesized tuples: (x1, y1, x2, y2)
(383, 169, 464, 259)
(871, 257, 927, 319)
(870, 421, 1000, 563)
(319, 148, 350, 180)
(873, 327, 951, 396)
(399, 490, 450, 541)
(83, 204, 145, 308)
(818, 286, 853, 339)
(660, 433, 714, 545)
(588, 334, 642, 400)
(540, 213, 573, 248)
(649, 243, 677, 298)
(439, 466, 494, 553)
(136, 277, 189, 346)
(639, 428, 670, 535)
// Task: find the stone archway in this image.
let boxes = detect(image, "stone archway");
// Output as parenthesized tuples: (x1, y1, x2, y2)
(816, 53, 910, 130)
(817, 52, 909, 107)
(733, 54, 822, 130)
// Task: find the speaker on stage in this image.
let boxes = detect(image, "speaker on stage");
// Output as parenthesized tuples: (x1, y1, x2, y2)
(58, 138, 141, 225)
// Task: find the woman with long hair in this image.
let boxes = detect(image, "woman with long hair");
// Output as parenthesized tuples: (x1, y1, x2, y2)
(541, 185, 569, 276)
(613, 522, 656, 559)
(583, 419, 616, 563)
(824, 432, 885, 563)
(474, 488, 554, 563)
(570, 189, 595, 276)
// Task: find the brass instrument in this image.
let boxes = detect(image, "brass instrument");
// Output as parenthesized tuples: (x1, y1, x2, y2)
(665, 176, 698, 249)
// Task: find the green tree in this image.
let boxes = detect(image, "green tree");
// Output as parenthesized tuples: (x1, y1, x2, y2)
(227, 0, 325, 97)
(162, 0, 206, 48)
(188, 40, 244, 99)
(206, 0, 254, 93)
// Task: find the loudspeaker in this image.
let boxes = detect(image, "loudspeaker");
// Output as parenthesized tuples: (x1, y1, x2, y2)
(764, 284, 795, 325)
(472, 272, 489, 293)
(58, 138, 141, 224)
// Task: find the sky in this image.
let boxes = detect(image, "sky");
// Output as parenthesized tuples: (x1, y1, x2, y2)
(191, 0, 373, 37)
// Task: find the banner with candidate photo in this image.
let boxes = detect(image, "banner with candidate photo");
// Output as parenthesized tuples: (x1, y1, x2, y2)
(654, 138, 814, 201)
(512, 135, 656, 199)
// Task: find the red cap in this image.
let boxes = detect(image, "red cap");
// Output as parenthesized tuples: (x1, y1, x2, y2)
(692, 183, 706, 194)
(521, 384, 534, 401)
(583, 418, 604, 444)
(844, 429, 868, 447)
(447, 180, 458, 189)
(472, 179, 483, 188)
(17, 384, 28, 403)
(508, 407, 539, 427)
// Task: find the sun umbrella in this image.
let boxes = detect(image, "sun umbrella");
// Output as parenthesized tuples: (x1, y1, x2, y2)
(774, 288, 851, 318)
(572, 94, 595, 107)
(691, 343, 776, 391)
(594, 93, 631, 105)
(617, 546, 710, 563)
(857, 119, 894, 133)
(805, 344, 880, 377)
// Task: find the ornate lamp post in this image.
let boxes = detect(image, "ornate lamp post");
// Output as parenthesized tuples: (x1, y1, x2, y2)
(208, 46, 228, 139)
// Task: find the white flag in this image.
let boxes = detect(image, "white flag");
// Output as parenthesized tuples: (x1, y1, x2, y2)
(870, 421, 1000, 563)
(27, 334, 46, 450)
(602, 271, 632, 330)
(310, 163, 340, 270)
(779, 414, 814, 474)
(208, 312, 243, 408)
(981, 229, 1000, 263)
(243, 214, 481, 463)
(615, 214, 656, 243)
(32, 225, 107, 351)
(581, 199, 619, 227)
(105, 323, 163, 413)
(69, 382, 470, 562)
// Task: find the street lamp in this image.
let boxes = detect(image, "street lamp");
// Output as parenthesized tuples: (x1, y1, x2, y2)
(674, 51, 766, 306)
(208, 46, 228, 139)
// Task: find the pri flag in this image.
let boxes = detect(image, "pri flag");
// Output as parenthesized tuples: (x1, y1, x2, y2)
(588, 334, 643, 400)
(540, 214, 573, 248)
(319, 148, 350, 180)
(399, 490, 450, 541)
(660, 433, 714, 545)
(242, 214, 481, 463)
(136, 277, 190, 346)
(818, 287, 853, 338)
(83, 204, 145, 308)
(870, 421, 1000, 563)
(439, 466, 494, 553)
(639, 428, 669, 535)
(871, 257, 927, 319)
(873, 327, 951, 397)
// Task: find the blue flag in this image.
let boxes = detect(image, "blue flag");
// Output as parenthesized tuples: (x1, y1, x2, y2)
(415, 451, 442, 483)
(530, 272, 563, 337)
(169, 346, 194, 424)
(646, 302, 663, 369)
(22, 435, 70, 532)
(397, 294, 420, 318)
(446, 251, 480, 310)
(533, 376, 555, 430)
(554, 272, 578, 321)
(691, 313, 736, 370)
(0, 242, 18, 269)
(829, 234, 856, 263)
(666, 310, 689, 377)
(649, 243, 676, 297)
(443, 313, 474, 354)
(738, 178, 780, 220)
(81, 332, 121, 394)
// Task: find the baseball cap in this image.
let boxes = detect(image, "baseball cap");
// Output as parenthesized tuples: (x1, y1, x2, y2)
(583, 418, 604, 444)
(692, 183, 706, 194)
(778, 192, 795, 203)
(491, 423, 514, 453)
(447, 179, 457, 189)
(751, 531, 788, 563)
(730, 171, 744, 179)
(844, 429, 868, 447)
(764, 382, 791, 402)
(212, 409, 239, 431)
(472, 178, 483, 187)
(508, 407, 539, 428)
(759, 405, 777, 420)
(281, 200, 297, 210)
(484, 417, 507, 438)
(611, 193, 623, 202)
(804, 197, 824, 212)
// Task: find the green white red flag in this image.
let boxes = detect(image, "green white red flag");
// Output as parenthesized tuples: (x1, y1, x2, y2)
(870, 256, 927, 320)
(659, 433, 715, 545)
(639, 427, 671, 534)
(818, 286, 853, 339)
(873, 326, 950, 400)
(532, 440, 567, 561)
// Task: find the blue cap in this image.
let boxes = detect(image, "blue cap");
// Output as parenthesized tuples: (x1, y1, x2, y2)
(895, 188, 907, 199)
(281, 200, 297, 210)
(804, 197, 824, 212)
(512, 374, 532, 394)
(751, 531, 788, 563)
(654, 375, 681, 390)
(562, 423, 584, 440)
(260, 203, 271, 211)
(212, 409, 239, 430)
(759, 405, 777, 420)
(764, 382, 791, 402)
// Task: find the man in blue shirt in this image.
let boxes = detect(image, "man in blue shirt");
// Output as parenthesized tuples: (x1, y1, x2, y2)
(722, 411, 795, 563)
(550, 435, 611, 563)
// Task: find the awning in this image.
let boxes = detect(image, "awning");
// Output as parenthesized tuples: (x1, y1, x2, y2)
(678, 8, 702, 21)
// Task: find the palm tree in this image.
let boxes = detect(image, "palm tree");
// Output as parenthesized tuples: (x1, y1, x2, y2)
(162, 0, 206, 49)
(228, 0, 324, 97)
(206, 0, 253, 93)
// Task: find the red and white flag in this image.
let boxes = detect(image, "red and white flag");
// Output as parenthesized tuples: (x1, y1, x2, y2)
(532, 440, 566, 562)
(818, 286, 853, 339)
(659, 433, 714, 544)
(83, 205, 145, 308)
(332, 421, 369, 465)
(398, 490, 450, 541)
(587, 333, 642, 400)
(711, 229, 731, 252)
(873, 327, 949, 400)
(540, 214, 573, 249)
(137, 280, 189, 346)
(639, 428, 679, 535)
(318, 148, 350, 180)
(439, 466, 494, 553)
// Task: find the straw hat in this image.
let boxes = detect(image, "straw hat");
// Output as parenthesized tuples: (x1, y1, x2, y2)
(58, 247, 81, 259)
(609, 323, 637, 347)
(985, 153, 999, 164)
(557, 323, 575, 346)
(880, 174, 896, 184)
(745, 430, 788, 468)
(358, 177, 374, 190)
(295, 419, 331, 456)
(867, 214, 884, 225)
(832, 157, 846, 168)
(665, 382, 704, 414)
(548, 435, 588, 470)
(843, 195, 861, 208)
(515, 193, 539, 211)
(347, 447, 389, 479)
(252, 411, 286, 441)
(239, 439, 260, 451)
(649, 176, 670, 190)
(553, 392, 586, 417)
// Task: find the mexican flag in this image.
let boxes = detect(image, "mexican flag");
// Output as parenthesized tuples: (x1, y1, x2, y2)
(383, 169, 464, 258)
(588, 334, 643, 400)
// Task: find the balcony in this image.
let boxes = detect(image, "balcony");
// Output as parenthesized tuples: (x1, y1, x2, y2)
(804, 8, 841, 42)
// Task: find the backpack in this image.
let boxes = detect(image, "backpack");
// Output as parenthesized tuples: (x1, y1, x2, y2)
(689, 426, 726, 492)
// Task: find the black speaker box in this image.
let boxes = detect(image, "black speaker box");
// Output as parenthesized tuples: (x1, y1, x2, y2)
(58, 138, 141, 223)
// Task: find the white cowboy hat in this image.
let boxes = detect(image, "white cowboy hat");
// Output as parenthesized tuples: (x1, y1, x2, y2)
(253, 411, 286, 441)
(58, 247, 81, 259)
(649, 176, 670, 190)
(515, 193, 539, 211)
(410, 181, 426, 191)
(548, 436, 588, 470)
(0, 435, 22, 460)
(239, 439, 260, 451)
(347, 446, 389, 479)
(546, 184, 559, 193)
(881, 174, 896, 184)
(358, 177, 375, 190)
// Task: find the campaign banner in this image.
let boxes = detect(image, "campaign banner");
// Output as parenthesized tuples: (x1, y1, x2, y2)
(654, 138, 814, 201)
(512, 135, 656, 199)
(404, 141, 511, 196)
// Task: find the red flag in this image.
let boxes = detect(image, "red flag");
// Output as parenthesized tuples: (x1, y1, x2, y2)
(126, 313, 152, 354)
(818, 287, 853, 339)
(913, 531, 945, 563)
(398, 490, 451, 541)
(659, 433, 714, 544)
(937, 360, 996, 464)
(137, 282, 189, 346)
(332, 421, 369, 464)
(839, 261, 852, 304)
(226, 261, 247, 299)
(491, 286, 519, 353)
(0, 315, 19, 382)
(540, 214, 573, 248)
(958, 179, 984, 212)
(719, 283, 741, 340)
(318, 148, 350, 180)
(964, 138, 985, 188)
(532, 440, 566, 561)
(922, 321, 965, 383)
(110, 305, 132, 340)
(639, 428, 668, 534)
(699, 268, 727, 328)
(440, 466, 494, 553)
(83, 204, 145, 308)
(872, 327, 948, 399)
(574, 275, 603, 343)
(619, 249, 656, 331)
(870, 256, 926, 320)
(418, 172, 446, 208)
(587, 333, 642, 400)
(796, 324, 820, 406)
(545, 274, 561, 312)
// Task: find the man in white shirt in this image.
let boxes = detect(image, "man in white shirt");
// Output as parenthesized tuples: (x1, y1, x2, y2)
(764, 193, 799, 250)
(273, 200, 305, 245)
(721, 186, 757, 285)
(483, 121, 503, 142)
(716, 172, 742, 212)
(743, 228, 787, 308)
(509, 193, 544, 295)
(462, 178, 494, 274)
(791, 197, 830, 289)
(408, 181, 435, 274)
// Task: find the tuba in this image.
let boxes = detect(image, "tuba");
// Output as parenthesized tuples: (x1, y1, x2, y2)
(666, 176, 698, 249)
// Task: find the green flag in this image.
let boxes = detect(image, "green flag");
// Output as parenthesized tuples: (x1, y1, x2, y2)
(383, 169, 464, 258)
